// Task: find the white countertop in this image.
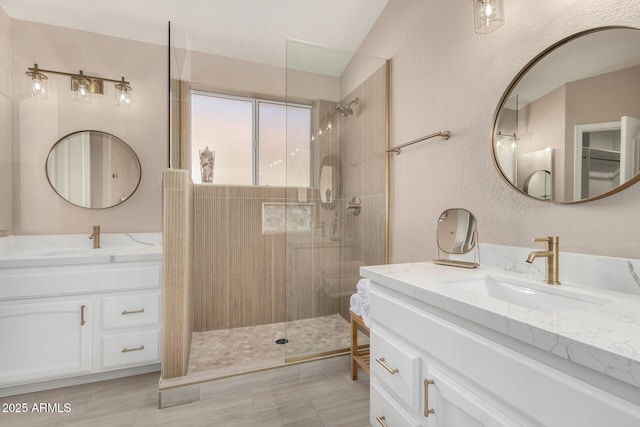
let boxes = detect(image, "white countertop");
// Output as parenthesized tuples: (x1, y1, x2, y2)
(0, 233, 162, 268)
(361, 262, 640, 388)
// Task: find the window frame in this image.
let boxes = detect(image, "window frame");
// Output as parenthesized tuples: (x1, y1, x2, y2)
(190, 89, 313, 187)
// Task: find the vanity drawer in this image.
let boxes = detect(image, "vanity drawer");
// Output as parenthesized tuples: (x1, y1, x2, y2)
(102, 292, 160, 329)
(102, 330, 160, 369)
(370, 329, 420, 412)
(370, 381, 421, 427)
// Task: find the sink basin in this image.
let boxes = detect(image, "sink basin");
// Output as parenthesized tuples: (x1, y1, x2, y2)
(445, 274, 615, 314)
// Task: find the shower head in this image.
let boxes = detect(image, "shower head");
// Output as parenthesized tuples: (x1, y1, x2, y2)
(335, 97, 359, 117)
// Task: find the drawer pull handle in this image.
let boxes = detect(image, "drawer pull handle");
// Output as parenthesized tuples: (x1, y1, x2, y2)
(122, 345, 145, 353)
(376, 357, 399, 375)
(81, 305, 86, 326)
(122, 308, 145, 315)
(424, 379, 435, 417)
(375, 415, 387, 427)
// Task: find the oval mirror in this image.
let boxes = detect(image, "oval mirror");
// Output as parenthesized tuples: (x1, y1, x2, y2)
(492, 26, 640, 203)
(319, 154, 340, 210)
(46, 131, 141, 209)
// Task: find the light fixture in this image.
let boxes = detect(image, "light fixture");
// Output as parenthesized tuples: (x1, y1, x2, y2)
(473, 0, 505, 34)
(72, 71, 92, 103)
(25, 64, 48, 98)
(114, 77, 132, 107)
(25, 64, 132, 106)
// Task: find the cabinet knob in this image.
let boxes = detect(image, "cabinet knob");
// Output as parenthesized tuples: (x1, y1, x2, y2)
(375, 415, 387, 427)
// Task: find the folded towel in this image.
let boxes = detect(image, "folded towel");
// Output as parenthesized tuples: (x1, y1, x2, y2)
(350, 293, 361, 316)
(361, 300, 371, 328)
(356, 278, 371, 304)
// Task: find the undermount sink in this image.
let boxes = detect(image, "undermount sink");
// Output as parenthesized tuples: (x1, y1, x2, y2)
(445, 274, 615, 314)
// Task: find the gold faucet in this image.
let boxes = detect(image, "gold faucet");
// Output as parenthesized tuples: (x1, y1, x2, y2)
(89, 225, 101, 249)
(526, 236, 560, 285)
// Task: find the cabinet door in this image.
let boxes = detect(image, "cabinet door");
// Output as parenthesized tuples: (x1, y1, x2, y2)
(0, 300, 92, 385)
(423, 365, 534, 427)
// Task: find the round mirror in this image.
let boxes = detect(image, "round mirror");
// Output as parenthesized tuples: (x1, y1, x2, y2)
(46, 131, 141, 209)
(492, 27, 640, 203)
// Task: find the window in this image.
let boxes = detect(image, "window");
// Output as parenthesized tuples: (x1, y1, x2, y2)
(190, 92, 312, 187)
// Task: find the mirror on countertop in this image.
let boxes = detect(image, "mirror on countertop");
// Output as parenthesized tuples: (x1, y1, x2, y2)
(46, 130, 141, 209)
(434, 208, 479, 269)
(492, 26, 640, 203)
(319, 154, 340, 210)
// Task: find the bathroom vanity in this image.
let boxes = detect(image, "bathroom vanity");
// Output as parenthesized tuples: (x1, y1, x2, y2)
(362, 262, 640, 427)
(0, 233, 162, 396)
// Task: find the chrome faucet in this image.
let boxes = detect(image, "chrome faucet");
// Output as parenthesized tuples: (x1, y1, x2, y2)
(89, 225, 101, 249)
(526, 236, 560, 285)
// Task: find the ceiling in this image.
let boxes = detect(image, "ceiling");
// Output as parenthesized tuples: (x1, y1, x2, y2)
(0, 0, 389, 73)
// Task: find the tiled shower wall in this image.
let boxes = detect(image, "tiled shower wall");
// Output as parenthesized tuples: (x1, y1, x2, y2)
(162, 169, 194, 379)
(191, 63, 387, 332)
(193, 185, 315, 331)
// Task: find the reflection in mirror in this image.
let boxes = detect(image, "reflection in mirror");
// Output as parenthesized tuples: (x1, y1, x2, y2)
(493, 27, 640, 203)
(319, 154, 340, 210)
(434, 208, 479, 269)
(525, 170, 552, 200)
(46, 131, 141, 209)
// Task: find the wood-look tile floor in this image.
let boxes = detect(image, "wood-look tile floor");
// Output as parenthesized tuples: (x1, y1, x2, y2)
(0, 370, 371, 427)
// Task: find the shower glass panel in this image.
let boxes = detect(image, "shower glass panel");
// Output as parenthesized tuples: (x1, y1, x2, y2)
(285, 40, 388, 361)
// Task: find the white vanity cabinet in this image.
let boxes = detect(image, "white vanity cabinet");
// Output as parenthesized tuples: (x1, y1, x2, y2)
(0, 259, 162, 396)
(0, 299, 92, 385)
(369, 282, 640, 427)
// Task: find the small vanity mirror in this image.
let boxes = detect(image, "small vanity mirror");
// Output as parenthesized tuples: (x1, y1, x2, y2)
(492, 26, 640, 203)
(46, 130, 141, 209)
(434, 208, 479, 268)
(319, 154, 340, 210)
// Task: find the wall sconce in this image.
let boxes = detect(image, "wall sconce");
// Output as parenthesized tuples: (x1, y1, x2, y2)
(473, 0, 505, 34)
(114, 77, 132, 107)
(25, 63, 132, 106)
(25, 64, 48, 98)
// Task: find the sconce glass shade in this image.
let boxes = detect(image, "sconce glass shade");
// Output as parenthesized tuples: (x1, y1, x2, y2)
(25, 66, 48, 98)
(72, 79, 91, 102)
(114, 77, 132, 107)
(72, 72, 91, 102)
(474, 0, 505, 34)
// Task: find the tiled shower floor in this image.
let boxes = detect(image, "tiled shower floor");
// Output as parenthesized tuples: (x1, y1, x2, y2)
(187, 314, 369, 376)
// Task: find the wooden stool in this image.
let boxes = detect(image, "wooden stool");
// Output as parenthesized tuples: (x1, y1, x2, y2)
(350, 310, 370, 380)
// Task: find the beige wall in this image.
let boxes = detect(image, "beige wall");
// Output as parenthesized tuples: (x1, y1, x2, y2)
(361, 0, 640, 260)
(0, 6, 10, 96)
(0, 7, 11, 234)
(11, 20, 167, 234)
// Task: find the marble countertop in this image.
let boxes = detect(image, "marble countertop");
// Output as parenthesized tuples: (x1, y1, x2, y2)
(0, 233, 162, 268)
(361, 261, 640, 388)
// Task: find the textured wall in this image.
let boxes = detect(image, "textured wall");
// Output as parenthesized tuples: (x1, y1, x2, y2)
(362, 0, 640, 260)
(11, 20, 167, 234)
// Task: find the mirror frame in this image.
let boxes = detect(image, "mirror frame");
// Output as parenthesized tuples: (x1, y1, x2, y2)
(45, 130, 142, 209)
(490, 25, 640, 204)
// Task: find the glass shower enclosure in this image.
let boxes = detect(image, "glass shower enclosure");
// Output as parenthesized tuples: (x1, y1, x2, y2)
(284, 40, 389, 362)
